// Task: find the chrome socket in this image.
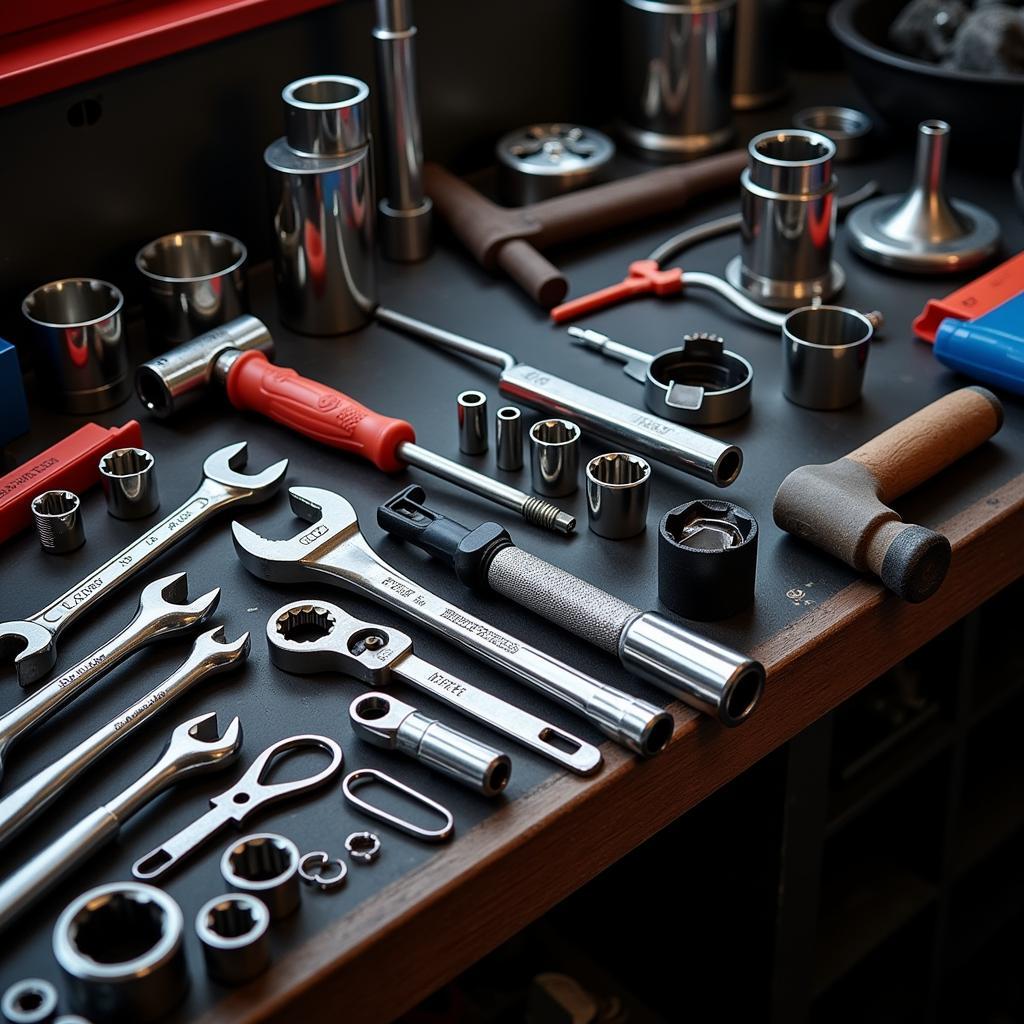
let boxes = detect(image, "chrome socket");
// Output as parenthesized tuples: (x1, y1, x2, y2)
(585, 453, 651, 539)
(457, 390, 488, 454)
(99, 448, 160, 519)
(221, 833, 301, 920)
(195, 893, 271, 985)
(529, 418, 580, 496)
(781, 306, 873, 410)
(495, 406, 524, 471)
(1, 978, 58, 1023)
(31, 490, 85, 554)
(52, 882, 188, 1024)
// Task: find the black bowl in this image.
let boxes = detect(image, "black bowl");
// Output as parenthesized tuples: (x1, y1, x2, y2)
(829, 0, 1024, 158)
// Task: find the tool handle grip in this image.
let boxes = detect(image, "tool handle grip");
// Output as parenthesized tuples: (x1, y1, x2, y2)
(226, 351, 416, 473)
(847, 387, 1003, 502)
(550, 264, 684, 323)
(496, 239, 567, 309)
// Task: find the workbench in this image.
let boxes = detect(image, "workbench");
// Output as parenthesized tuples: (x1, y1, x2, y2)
(0, 83, 1022, 1024)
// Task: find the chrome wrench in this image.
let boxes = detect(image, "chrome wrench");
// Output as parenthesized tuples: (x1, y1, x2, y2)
(132, 733, 343, 880)
(0, 626, 249, 848)
(0, 441, 286, 686)
(0, 712, 242, 931)
(232, 486, 674, 757)
(0, 573, 220, 782)
(265, 599, 603, 774)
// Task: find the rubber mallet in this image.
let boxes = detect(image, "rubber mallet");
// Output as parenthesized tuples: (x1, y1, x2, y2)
(773, 387, 1004, 602)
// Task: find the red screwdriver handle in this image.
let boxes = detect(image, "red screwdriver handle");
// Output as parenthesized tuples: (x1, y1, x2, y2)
(225, 350, 416, 473)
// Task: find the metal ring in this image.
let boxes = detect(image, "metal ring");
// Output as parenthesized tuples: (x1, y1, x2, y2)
(345, 831, 382, 864)
(1, 979, 58, 1023)
(342, 769, 454, 843)
(298, 851, 348, 890)
(194, 893, 270, 985)
(220, 833, 301, 920)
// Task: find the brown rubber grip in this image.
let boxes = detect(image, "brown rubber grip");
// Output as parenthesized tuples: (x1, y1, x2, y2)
(497, 239, 568, 308)
(847, 387, 1003, 503)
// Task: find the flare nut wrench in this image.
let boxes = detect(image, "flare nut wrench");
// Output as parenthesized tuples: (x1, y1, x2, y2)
(232, 486, 673, 756)
(0, 441, 286, 686)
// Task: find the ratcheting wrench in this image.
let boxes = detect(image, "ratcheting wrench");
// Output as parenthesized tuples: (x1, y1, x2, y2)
(0, 626, 249, 849)
(0, 712, 242, 931)
(0, 573, 220, 782)
(232, 486, 674, 757)
(132, 733, 343, 880)
(0, 441, 286, 687)
(266, 599, 602, 775)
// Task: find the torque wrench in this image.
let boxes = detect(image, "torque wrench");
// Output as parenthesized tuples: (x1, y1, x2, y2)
(231, 486, 674, 757)
(0, 573, 219, 782)
(0, 627, 249, 848)
(265, 599, 602, 774)
(0, 712, 241, 931)
(0, 441, 285, 686)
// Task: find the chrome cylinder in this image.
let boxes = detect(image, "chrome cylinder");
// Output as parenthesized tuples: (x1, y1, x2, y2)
(781, 305, 873, 410)
(21, 278, 129, 414)
(135, 230, 248, 350)
(31, 491, 85, 554)
(732, 0, 788, 110)
(619, 0, 737, 157)
(221, 833, 300, 920)
(265, 76, 377, 335)
(1, 978, 58, 1023)
(495, 406, 524, 471)
(726, 129, 841, 309)
(100, 448, 160, 519)
(195, 894, 270, 985)
(457, 390, 488, 454)
(585, 453, 651, 539)
(530, 419, 580, 497)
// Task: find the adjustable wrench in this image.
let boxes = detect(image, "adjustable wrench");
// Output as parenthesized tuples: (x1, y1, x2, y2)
(266, 599, 602, 774)
(0, 626, 249, 848)
(0, 573, 220, 782)
(232, 487, 674, 757)
(0, 441, 286, 686)
(0, 712, 242, 931)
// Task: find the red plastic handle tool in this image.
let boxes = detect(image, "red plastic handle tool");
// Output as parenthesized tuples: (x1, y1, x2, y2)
(549, 260, 684, 324)
(225, 350, 416, 474)
(0, 420, 143, 543)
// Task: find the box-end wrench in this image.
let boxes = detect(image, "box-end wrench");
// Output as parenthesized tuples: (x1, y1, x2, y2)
(0, 712, 242, 931)
(0, 626, 249, 848)
(265, 599, 603, 775)
(0, 573, 220, 782)
(0, 442, 286, 687)
(231, 486, 674, 757)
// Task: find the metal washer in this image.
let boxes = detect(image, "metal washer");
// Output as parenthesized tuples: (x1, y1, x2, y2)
(345, 831, 382, 865)
(298, 850, 349, 890)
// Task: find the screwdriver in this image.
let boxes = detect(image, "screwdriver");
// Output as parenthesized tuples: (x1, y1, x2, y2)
(136, 317, 575, 534)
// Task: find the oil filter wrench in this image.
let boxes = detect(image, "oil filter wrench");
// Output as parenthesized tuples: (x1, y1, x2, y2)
(232, 486, 673, 756)
(378, 486, 765, 726)
(136, 318, 574, 534)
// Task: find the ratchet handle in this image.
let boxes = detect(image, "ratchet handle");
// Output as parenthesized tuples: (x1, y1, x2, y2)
(225, 350, 416, 474)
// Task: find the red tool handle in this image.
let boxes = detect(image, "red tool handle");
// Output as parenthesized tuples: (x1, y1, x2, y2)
(224, 351, 416, 474)
(550, 262, 684, 323)
(0, 420, 143, 542)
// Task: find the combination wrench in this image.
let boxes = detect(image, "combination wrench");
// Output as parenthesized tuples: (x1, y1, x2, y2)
(0, 712, 242, 931)
(0, 573, 219, 782)
(0, 626, 249, 848)
(265, 599, 603, 774)
(231, 486, 674, 757)
(0, 441, 286, 686)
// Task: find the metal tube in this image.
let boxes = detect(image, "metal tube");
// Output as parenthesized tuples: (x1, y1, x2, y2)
(495, 406, 524, 471)
(456, 390, 488, 454)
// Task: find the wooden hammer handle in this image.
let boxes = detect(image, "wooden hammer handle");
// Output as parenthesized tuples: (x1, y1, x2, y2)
(847, 387, 1003, 503)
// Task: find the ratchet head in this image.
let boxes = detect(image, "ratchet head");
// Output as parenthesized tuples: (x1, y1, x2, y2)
(203, 441, 288, 502)
(0, 621, 57, 688)
(231, 486, 359, 582)
(137, 572, 221, 635)
(155, 711, 244, 777)
(265, 599, 413, 682)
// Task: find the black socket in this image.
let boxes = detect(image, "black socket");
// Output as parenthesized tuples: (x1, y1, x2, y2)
(658, 499, 758, 621)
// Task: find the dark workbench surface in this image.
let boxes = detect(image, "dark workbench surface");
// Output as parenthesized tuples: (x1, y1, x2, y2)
(1, 78, 1022, 1023)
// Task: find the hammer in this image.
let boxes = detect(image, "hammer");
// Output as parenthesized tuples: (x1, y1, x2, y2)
(423, 149, 746, 308)
(773, 387, 1004, 602)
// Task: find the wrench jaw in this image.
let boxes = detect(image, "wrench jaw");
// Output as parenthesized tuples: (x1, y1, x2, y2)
(161, 712, 245, 777)
(184, 625, 252, 674)
(203, 442, 289, 502)
(139, 573, 222, 635)
(0, 623, 58, 689)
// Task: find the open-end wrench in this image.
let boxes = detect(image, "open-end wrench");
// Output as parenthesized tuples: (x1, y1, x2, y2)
(265, 599, 603, 775)
(132, 733, 343, 880)
(232, 487, 674, 757)
(0, 441, 286, 687)
(0, 712, 242, 931)
(0, 573, 220, 782)
(0, 626, 249, 848)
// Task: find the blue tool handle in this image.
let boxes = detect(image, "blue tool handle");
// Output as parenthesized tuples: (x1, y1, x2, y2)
(934, 303, 1024, 397)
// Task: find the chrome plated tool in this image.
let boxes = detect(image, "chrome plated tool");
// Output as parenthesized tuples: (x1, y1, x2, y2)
(220, 834, 301, 919)
(233, 487, 672, 756)
(0, 441, 286, 686)
(30, 490, 86, 554)
(266, 599, 602, 774)
(132, 734, 343, 880)
(195, 893, 271, 985)
(0, 573, 219, 781)
(0, 713, 241, 931)
(343, 768, 454, 842)
(0, 628, 249, 848)
(99, 447, 160, 519)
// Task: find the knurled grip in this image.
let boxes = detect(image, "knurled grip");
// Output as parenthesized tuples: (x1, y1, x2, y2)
(486, 546, 639, 654)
